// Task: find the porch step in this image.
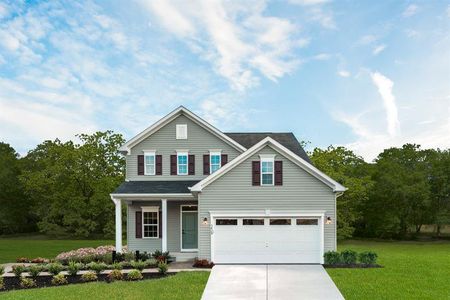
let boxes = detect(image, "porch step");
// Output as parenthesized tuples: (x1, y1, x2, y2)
(172, 251, 198, 262)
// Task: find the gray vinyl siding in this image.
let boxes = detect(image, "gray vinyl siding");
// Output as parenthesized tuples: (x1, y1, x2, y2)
(127, 201, 197, 253)
(198, 145, 337, 260)
(126, 114, 241, 181)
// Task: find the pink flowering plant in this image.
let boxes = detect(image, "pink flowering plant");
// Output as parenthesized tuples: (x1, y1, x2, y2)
(56, 245, 128, 264)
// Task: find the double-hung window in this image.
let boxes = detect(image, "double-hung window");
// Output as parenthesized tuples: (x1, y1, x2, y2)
(210, 152, 221, 173)
(261, 156, 274, 185)
(177, 152, 188, 175)
(142, 207, 159, 238)
(144, 151, 155, 175)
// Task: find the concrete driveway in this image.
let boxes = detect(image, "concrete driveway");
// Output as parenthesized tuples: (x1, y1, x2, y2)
(201, 265, 344, 300)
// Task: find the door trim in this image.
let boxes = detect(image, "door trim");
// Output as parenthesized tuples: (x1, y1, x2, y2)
(180, 204, 199, 252)
(210, 211, 325, 264)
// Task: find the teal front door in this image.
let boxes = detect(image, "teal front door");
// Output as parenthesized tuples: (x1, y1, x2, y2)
(182, 210, 198, 250)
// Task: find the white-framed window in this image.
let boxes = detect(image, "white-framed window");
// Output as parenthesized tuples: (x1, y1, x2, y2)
(177, 152, 188, 175)
(144, 151, 155, 175)
(260, 156, 274, 186)
(210, 151, 221, 173)
(142, 207, 159, 238)
(176, 124, 187, 139)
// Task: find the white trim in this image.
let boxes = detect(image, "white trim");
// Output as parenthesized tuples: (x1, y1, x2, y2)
(180, 204, 199, 252)
(142, 206, 159, 239)
(191, 137, 346, 192)
(210, 211, 325, 264)
(162, 199, 167, 252)
(176, 124, 188, 140)
(260, 156, 274, 186)
(119, 106, 246, 154)
(209, 151, 221, 174)
(177, 151, 189, 175)
(143, 152, 156, 176)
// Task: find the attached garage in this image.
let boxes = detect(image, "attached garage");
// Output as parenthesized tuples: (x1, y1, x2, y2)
(211, 214, 324, 264)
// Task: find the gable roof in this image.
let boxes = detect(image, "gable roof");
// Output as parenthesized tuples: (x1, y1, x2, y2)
(112, 180, 199, 195)
(225, 132, 311, 163)
(190, 137, 346, 193)
(119, 106, 247, 154)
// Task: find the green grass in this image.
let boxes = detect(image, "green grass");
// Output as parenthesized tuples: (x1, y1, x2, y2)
(0, 236, 113, 263)
(327, 240, 450, 300)
(0, 272, 210, 300)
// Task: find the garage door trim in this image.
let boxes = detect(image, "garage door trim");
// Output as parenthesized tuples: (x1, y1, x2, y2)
(210, 211, 325, 264)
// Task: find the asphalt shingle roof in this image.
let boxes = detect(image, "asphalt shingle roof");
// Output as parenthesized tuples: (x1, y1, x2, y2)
(225, 132, 311, 163)
(113, 180, 200, 194)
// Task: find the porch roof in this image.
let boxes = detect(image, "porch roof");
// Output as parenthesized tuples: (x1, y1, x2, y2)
(113, 180, 199, 194)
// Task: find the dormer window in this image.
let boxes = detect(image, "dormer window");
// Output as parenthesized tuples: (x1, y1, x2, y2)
(176, 124, 187, 139)
(210, 152, 221, 173)
(144, 151, 155, 175)
(260, 155, 275, 186)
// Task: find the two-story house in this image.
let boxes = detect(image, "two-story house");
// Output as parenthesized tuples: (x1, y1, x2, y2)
(110, 106, 345, 264)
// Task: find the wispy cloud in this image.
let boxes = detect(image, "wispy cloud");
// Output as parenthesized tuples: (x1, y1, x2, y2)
(373, 44, 387, 55)
(371, 72, 400, 136)
(288, 0, 329, 5)
(338, 70, 350, 77)
(403, 4, 419, 17)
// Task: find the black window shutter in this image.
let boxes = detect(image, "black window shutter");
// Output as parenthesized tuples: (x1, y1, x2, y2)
(170, 155, 177, 175)
(156, 155, 162, 175)
(221, 154, 228, 166)
(252, 161, 260, 186)
(188, 155, 195, 175)
(137, 155, 144, 175)
(275, 161, 283, 186)
(203, 154, 210, 175)
(135, 211, 142, 238)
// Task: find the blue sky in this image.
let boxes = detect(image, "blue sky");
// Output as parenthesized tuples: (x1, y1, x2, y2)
(0, 0, 448, 160)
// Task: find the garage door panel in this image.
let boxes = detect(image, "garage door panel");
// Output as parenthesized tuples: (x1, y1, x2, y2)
(212, 217, 322, 264)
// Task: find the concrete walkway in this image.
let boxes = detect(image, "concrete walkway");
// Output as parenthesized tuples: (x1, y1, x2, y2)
(201, 265, 344, 300)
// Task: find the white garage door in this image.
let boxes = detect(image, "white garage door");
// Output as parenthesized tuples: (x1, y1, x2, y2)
(212, 217, 322, 264)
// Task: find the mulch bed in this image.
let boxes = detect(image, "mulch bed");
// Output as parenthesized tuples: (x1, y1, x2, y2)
(323, 264, 383, 268)
(0, 273, 174, 292)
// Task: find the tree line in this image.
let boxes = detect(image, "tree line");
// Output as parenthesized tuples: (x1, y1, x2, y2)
(0, 131, 448, 239)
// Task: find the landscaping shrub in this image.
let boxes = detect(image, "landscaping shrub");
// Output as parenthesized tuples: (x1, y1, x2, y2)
(0, 277, 4, 290)
(31, 257, 48, 264)
(359, 251, 378, 265)
(324, 251, 342, 265)
(16, 257, 29, 263)
(107, 269, 123, 281)
(158, 261, 168, 274)
(51, 274, 68, 285)
(111, 262, 123, 270)
(20, 277, 36, 289)
(47, 263, 64, 275)
(56, 245, 128, 264)
(67, 261, 81, 276)
(341, 250, 358, 265)
(127, 269, 143, 281)
(130, 260, 146, 271)
(144, 259, 158, 268)
(81, 271, 98, 282)
(12, 265, 26, 277)
(28, 265, 43, 278)
(152, 250, 170, 262)
(87, 262, 107, 275)
(0, 265, 4, 275)
(193, 259, 214, 268)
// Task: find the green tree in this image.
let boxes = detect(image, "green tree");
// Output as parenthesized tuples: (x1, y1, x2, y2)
(310, 146, 373, 239)
(20, 131, 125, 237)
(0, 143, 35, 234)
(364, 144, 431, 238)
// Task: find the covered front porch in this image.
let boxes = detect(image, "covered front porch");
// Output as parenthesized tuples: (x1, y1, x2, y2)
(110, 181, 200, 262)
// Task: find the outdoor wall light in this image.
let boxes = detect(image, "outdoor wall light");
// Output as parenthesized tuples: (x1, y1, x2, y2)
(325, 216, 332, 225)
(202, 217, 208, 225)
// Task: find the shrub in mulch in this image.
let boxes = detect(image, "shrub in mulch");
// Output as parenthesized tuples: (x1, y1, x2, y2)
(323, 250, 382, 268)
(0, 272, 173, 292)
(193, 259, 214, 269)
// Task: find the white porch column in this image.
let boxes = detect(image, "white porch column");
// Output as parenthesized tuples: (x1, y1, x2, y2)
(111, 197, 122, 253)
(162, 199, 168, 252)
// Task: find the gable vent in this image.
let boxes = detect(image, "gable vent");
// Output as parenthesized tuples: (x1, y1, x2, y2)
(176, 124, 187, 139)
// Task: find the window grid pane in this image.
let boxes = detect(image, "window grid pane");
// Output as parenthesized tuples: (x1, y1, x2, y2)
(178, 155, 188, 175)
(143, 211, 158, 237)
(261, 161, 274, 185)
(145, 155, 155, 175)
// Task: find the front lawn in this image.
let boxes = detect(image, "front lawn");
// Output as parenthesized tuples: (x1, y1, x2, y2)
(328, 240, 450, 299)
(0, 272, 210, 300)
(0, 236, 113, 263)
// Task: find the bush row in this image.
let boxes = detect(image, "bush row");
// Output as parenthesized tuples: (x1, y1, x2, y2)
(324, 250, 378, 265)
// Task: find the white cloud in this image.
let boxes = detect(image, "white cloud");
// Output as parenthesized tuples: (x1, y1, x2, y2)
(312, 53, 331, 60)
(405, 29, 419, 38)
(357, 34, 377, 45)
(308, 7, 336, 29)
(373, 44, 387, 55)
(288, 0, 329, 6)
(338, 70, 350, 77)
(403, 4, 419, 17)
(140, 0, 302, 91)
(371, 72, 400, 136)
